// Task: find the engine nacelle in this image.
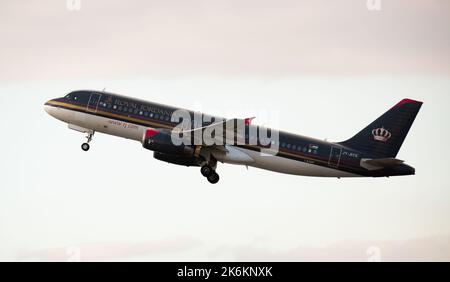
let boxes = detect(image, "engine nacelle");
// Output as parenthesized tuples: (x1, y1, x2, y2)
(142, 128, 194, 155)
(153, 152, 199, 167)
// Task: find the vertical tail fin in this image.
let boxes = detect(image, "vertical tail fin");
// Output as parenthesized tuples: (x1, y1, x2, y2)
(339, 98, 423, 158)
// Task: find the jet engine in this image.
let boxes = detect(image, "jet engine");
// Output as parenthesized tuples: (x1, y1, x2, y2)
(142, 128, 194, 156)
(153, 152, 200, 167)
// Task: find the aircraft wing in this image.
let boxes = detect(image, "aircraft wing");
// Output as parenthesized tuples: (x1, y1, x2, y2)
(175, 117, 255, 146)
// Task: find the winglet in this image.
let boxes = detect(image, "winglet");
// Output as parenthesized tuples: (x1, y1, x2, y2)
(245, 117, 256, 126)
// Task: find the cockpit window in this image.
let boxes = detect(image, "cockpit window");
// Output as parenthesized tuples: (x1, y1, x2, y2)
(65, 93, 78, 100)
(64, 91, 89, 102)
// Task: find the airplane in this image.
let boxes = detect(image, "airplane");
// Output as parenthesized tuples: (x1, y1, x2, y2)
(44, 90, 422, 184)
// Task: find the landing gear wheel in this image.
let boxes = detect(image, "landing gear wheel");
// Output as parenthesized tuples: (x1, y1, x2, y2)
(81, 131, 94, 151)
(81, 143, 90, 151)
(207, 172, 220, 184)
(201, 165, 213, 177)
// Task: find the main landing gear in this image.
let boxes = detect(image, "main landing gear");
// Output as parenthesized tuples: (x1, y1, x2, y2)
(81, 131, 95, 151)
(207, 171, 220, 184)
(201, 165, 220, 184)
(200, 159, 220, 184)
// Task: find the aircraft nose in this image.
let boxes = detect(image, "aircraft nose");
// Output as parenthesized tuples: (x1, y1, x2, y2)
(44, 100, 55, 116)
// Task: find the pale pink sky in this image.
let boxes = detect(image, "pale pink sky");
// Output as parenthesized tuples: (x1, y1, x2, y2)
(0, 0, 449, 80)
(16, 234, 450, 261)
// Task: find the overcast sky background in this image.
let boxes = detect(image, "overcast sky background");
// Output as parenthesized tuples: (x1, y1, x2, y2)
(0, 0, 449, 261)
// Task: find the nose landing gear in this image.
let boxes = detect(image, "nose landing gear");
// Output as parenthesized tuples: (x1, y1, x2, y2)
(81, 143, 90, 151)
(81, 131, 95, 151)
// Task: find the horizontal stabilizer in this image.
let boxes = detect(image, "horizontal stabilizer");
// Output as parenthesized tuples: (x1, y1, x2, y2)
(361, 158, 404, 170)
